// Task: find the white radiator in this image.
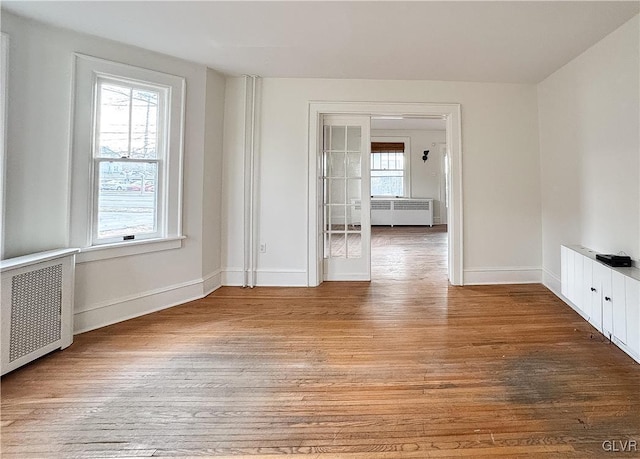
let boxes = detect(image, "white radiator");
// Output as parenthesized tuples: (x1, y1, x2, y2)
(371, 198, 434, 226)
(1, 248, 79, 375)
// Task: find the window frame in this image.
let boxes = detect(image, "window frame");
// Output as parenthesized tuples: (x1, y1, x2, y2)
(370, 136, 411, 197)
(70, 54, 185, 262)
(91, 77, 166, 245)
(0, 33, 8, 259)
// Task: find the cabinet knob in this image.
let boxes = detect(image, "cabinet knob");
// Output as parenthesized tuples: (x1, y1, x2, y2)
(590, 287, 596, 292)
(605, 296, 611, 302)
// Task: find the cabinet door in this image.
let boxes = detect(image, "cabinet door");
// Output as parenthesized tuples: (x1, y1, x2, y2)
(581, 257, 593, 320)
(573, 252, 584, 312)
(625, 277, 640, 357)
(599, 264, 613, 336)
(589, 263, 609, 331)
(567, 250, 576, 304)
(611, 271, 626, 344)
(561, 246, 569, 298)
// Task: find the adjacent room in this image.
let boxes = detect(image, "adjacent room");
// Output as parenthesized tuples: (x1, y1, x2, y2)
(369, 116, 449, 283)
(1, 2, 639, 457)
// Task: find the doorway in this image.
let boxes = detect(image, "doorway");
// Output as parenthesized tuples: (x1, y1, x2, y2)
(369, 116, 449, 282)
(307, 102, 463, 286)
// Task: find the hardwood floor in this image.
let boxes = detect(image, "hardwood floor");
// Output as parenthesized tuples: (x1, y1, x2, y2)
(2, 226, 639, 458)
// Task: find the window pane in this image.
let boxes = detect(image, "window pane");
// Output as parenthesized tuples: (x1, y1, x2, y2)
(371, 150, 405, 196)
(371, 176, 403, 196)
(346, 126, 361, 151)
(372, 153, 380, 170)
(330, 232, 346, 258)
(347, 178, 361, 202)
(347, 152, 361, 178)
(329, 152, 345, 177)
(347, 204, 361, 228)
(130, 88, 159, 159)
(329, 178, 345, 204)
(347, 233, 362, 258)
(330, 126, 345, 151)
(329, 205, 346, 231)
(98, 83, 131, 158)
(97, 161, 158, 239)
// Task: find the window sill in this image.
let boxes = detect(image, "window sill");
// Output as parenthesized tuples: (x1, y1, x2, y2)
(76, 236, 185, 264)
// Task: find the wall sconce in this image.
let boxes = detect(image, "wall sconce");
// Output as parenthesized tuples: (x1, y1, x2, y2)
(422, 150, 429, 162)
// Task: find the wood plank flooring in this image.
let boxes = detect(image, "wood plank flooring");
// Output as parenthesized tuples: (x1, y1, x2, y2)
(2, 226, 639, 458)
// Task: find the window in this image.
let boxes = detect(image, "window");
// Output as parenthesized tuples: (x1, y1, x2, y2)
(71, 55, 185, 259)
(370, 140, 409, 197)
(93, 79, 165, 243)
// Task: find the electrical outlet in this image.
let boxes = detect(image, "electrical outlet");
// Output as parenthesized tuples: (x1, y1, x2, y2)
(259, 243, 267, 253)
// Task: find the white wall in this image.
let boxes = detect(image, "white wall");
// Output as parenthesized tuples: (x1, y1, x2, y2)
(538, 15, 640, 293)
(223, 77, 542, 285)
(371, 129, 446, 222)
(2, 12, 225, 331)
(202, 68, 226, 293)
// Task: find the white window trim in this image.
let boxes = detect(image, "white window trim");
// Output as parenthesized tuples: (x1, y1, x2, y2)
(70, 54, 185, 262)
(370, 136, 411, 197)
(0, 33, 8, 259)
(76, 235, 185, 264)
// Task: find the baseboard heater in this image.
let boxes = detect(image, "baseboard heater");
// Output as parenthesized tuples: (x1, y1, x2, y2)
(1, 248, 79, 375)
(371, 198, 434, 226)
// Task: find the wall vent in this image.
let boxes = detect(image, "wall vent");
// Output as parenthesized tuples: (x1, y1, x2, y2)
(1, 249, 79, 375)
(10, 264, 63, 362)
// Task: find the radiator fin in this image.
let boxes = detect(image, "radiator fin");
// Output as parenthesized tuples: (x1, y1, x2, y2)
(10, 264, 62, 362)
(371, 200, 392, 210)
(394, 200, 430, 211)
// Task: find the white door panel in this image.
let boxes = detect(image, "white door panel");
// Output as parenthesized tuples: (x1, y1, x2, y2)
(322, 116, 371, 281)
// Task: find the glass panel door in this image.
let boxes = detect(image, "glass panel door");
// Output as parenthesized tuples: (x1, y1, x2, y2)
(322, 116, 370, 281)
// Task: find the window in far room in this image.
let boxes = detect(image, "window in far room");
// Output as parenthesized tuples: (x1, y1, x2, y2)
(370, 142, 408, 197)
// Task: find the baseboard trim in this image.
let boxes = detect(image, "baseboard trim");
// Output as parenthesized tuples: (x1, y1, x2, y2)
(222, 268, 308, 287)
(464, 266, 542, 285)
(256, 269, 307, 286)
(74, 281, 203, 334)
(222, 268, 244, 286)
(202, 269, 222, 296)
(74, 269, 223, 334)
(542, 267, 562, 297)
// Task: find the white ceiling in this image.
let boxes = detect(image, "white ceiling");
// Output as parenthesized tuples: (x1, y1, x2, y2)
(3, 1, 639, 84)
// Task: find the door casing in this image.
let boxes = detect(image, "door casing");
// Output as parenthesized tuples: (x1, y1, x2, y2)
(307, 101, 463, 286)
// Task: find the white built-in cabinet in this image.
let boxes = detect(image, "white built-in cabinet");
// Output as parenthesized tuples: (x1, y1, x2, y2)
(561, 245, 640, 364)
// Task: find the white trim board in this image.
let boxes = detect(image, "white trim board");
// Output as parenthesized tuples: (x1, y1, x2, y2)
(74, 271, 222, 334)
(203, 269, 223, 297)
(307, 101, 463, 287)
(223, 268, 307, 287)
(463, 267, 542, 285)
(542, 267, 562, 297)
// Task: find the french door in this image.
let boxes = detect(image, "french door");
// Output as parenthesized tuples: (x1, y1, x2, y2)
(322, 115, 371, 281)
